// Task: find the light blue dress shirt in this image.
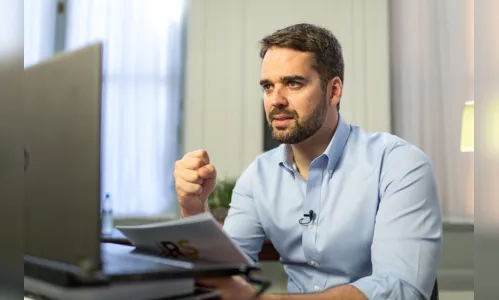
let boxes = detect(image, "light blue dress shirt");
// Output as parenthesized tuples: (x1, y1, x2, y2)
(223, 115, 442, 300)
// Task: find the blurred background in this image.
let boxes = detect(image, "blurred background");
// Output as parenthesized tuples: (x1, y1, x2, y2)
(23, 0, 479, 298)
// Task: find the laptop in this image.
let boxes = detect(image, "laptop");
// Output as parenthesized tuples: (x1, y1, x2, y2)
(0, 36, 23, 300)
(23, 43, 261, 299)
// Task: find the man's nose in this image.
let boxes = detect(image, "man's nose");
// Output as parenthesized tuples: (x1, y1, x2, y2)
(269, 88, 288, 107)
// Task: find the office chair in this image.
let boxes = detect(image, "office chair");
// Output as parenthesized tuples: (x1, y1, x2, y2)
(430, 279, 439, 300)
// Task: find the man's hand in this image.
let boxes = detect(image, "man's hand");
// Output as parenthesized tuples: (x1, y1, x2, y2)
(197, 276, 367, 300)
(198, 276, 256, 300)
(174, 149, 217, 217)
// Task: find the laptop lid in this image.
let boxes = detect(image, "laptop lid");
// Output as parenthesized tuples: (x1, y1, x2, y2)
(0, 37, 23, 297)
(24, 43, 103, 272)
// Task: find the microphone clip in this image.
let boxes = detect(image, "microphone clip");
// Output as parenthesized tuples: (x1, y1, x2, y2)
(299, 210, 315, 225)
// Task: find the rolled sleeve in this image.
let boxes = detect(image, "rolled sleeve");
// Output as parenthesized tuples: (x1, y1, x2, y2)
(351, 271, 428, 299)
(352, 142, 442, 300)
(222, 161, 266, 263)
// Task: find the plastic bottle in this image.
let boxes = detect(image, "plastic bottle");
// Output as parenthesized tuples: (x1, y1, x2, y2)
(101, 193, 114, 236)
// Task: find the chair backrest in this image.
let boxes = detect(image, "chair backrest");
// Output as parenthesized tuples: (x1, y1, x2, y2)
(430, 279, 439, 300)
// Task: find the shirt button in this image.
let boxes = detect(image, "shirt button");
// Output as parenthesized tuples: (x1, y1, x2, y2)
(328, 170, 333, 174)
(308, 223, 313, 229)
(314, 285, 321, 291)
(310, 260, 317, 266)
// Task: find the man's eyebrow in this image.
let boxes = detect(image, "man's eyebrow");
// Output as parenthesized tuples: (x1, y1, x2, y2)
(259, 79, 272, 86)
(281, 75, 307, 82)
(259, 75, 308, 86)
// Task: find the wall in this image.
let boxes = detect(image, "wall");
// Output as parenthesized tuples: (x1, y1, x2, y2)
(182, 0, 391, 179)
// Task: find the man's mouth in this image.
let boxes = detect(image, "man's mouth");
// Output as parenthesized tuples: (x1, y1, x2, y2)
(272, 115, 294, 128)
(272, 114, 294, 121)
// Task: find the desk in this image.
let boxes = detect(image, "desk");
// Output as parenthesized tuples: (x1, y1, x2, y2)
(102, 230, 280, 261)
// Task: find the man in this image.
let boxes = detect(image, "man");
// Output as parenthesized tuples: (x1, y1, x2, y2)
(174, 23, 442, 300)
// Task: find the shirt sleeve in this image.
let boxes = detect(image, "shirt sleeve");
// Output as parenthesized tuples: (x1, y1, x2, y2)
(350, 141, 443, 300)
(222, 161, 266, 263)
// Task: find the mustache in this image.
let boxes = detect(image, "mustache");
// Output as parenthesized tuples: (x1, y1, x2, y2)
(268, 109, 298, 120)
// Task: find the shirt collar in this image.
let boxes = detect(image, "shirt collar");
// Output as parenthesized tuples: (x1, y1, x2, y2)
(276, 114, 351, 172)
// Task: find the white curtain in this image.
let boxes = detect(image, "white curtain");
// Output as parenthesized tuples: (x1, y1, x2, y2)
(23, 0, 57, 68)
(65, 0, 185, 217)
(389, 0, 474, 222)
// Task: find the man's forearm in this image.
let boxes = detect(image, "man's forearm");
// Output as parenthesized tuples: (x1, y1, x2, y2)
(260, 285, 367, 300)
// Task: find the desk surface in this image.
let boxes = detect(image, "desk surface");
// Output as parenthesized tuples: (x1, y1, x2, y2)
(102, 229, 280, 261)
(26, 287, 221, 300)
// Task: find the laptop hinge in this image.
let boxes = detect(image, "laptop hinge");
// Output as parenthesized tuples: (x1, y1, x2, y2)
(24, 255, 108, 288)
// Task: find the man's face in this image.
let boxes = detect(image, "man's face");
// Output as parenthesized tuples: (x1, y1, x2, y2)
(260, 47, 328, 144)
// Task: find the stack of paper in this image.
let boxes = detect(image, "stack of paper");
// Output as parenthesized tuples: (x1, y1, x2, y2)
(116, 212, 253, 265)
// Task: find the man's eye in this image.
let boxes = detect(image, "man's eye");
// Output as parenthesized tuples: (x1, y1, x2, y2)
(262, 84, 272, 91)
(287, 81, 301, 88)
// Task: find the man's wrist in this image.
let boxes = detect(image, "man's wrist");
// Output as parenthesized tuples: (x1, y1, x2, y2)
(180, 203, 210, 218)
(257, 295, 278, 300)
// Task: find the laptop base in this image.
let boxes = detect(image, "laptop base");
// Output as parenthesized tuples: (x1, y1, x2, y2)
(24, 276, 194, 300)
(24, 243, 268, 299)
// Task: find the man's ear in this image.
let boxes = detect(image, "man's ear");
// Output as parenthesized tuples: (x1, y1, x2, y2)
(328, 76, 342, 108)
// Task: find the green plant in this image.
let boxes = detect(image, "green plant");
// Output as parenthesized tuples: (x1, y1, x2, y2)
(207, 179, 236, 210)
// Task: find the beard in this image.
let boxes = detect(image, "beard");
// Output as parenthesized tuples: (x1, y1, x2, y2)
(266, 97, 327, 144)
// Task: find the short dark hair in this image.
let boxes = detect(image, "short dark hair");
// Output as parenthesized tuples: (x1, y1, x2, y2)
(259, 23, 344, 110)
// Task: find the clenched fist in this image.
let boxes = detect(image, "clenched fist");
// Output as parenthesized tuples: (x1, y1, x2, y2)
(174, 149, 217, 217)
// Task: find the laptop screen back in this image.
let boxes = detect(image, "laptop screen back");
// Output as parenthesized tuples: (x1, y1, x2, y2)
(24, 43, 103, 270)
